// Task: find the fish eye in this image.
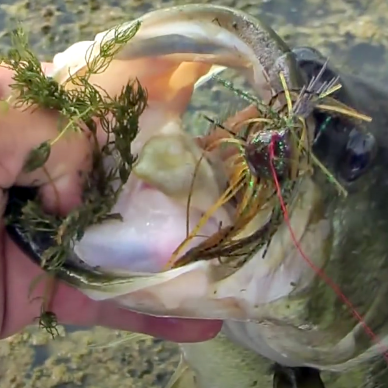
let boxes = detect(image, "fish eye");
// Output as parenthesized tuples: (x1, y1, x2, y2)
(339, 128, 376, 182)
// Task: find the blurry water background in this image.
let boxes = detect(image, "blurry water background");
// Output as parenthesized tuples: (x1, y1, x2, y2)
(0, 0, 387, 387)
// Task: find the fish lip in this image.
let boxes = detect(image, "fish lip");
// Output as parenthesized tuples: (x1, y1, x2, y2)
(5, 186, 54, 269)
(4, 185, 116, 276)
(4, 186, 90, 272)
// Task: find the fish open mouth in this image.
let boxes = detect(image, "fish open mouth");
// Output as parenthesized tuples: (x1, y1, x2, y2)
(4, 5, 374, 320)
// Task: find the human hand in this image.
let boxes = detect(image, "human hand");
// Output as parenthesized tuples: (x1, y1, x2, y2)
(0, 62, 222, 341)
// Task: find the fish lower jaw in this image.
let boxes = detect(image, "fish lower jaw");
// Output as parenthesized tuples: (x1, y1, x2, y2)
(97, 223, 322, 320)
(74, 174, 330, 327)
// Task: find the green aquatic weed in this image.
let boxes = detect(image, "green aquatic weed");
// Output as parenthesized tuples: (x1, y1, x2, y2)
(1, 23, 147, 334)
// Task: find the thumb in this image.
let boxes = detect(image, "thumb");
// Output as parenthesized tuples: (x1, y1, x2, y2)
(0, 63, 92, 215)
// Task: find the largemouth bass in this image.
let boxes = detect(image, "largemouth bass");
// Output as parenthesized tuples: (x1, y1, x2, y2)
(4, 4, 388, 388)
(171, 45, 388, 388)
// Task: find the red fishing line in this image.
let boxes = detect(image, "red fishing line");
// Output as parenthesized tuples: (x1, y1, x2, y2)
(268, 135, 388, 364)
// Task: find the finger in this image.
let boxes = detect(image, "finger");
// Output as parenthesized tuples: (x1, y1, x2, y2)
(0, 235, 222, 342)
(0, 103, 92, 215)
